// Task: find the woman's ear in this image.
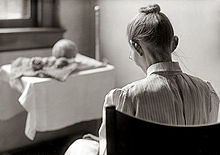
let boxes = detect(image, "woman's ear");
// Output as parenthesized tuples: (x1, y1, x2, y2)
(129, 40, 143, 56)
(171, 35, 179, 52)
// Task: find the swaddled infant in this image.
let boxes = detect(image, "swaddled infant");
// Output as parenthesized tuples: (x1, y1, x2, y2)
(31, 39, 79, 70)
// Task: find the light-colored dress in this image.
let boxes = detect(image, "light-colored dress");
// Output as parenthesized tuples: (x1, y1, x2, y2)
(65, 61, 220, 155)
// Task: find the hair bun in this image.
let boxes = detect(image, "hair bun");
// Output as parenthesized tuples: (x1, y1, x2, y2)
(139, 4, 160, 14)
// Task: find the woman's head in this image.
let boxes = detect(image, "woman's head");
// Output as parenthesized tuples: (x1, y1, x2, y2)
(127, 4, 178, 73)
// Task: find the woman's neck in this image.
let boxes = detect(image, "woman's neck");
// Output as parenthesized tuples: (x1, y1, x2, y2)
(139, 42, 173, 74)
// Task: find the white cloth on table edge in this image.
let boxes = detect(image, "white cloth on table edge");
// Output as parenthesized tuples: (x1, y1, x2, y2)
(0, 54, 115, 140)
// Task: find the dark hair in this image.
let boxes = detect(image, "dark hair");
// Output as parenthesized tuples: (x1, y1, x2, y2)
(127, 4, 174, 51)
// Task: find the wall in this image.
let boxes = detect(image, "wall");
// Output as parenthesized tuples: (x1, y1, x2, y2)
(96, 0, 220, 95)
(59, 0, 96, 58)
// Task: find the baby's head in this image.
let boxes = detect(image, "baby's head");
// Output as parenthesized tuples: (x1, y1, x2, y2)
(52, 39, 78, 59)
(127, 4, 178, 59)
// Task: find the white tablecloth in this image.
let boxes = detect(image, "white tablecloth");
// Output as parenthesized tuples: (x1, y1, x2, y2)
(0, 54, 115, 140)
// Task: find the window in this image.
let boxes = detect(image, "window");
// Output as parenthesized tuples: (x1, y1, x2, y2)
(0, 0, 65, 51)
(0, 0, 31, 20)
(0, 0, 37, 28)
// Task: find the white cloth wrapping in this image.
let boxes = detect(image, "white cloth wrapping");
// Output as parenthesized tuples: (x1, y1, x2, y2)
(0, 54, 115, 140)
(65, 139, 99, 155)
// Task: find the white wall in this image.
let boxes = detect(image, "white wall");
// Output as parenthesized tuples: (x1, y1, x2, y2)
(97, 0, 220, 95)
(59, 0, 96, 57)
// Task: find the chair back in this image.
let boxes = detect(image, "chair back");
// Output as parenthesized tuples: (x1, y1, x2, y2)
(106, 106, 220, 155)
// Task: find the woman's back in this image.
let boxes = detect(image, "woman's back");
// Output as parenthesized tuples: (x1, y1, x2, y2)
(117, 62, 219, 125)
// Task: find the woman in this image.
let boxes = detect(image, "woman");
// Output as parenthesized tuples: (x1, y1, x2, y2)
(65, 4, 219, 155)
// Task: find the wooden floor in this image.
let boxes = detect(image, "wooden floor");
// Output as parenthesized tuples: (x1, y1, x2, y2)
(6, 134, 83, 155)
(0, 117, 101, 155)
(0, 118, 101, 155)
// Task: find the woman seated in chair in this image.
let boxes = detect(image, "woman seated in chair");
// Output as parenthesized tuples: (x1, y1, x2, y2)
(65, 4, 219, 155)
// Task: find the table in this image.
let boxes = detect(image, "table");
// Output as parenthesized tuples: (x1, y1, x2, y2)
(0, 54, 115, 140)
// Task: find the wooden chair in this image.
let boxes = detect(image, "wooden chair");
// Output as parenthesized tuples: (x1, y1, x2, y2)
(106, 106, 220, 155)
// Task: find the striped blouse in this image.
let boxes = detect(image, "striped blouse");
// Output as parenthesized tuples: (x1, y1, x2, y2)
(99, 61, 219, 155)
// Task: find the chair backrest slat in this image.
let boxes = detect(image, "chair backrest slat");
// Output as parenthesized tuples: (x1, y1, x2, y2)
(106, 106, 220, 155)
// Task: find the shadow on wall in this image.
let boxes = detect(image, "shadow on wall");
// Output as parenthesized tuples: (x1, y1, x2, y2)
(97, 0, 220, 95)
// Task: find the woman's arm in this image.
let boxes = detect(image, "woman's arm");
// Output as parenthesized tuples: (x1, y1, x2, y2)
(98, 88, 125, 155)
(207, 82, 220, 123)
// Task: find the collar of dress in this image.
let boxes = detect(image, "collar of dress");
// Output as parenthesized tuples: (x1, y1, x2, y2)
(147, 61, 182, 77)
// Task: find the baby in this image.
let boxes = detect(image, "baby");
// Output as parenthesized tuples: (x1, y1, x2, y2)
(31, 39, 79, 70)
(52, 39, 79, 68)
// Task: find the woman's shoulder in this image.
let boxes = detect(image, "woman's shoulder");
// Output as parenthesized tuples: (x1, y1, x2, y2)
(182, 73, 219, 98)
(121, 78, 150, 92)
(182, 73, 215, 89)
(105, 79, 146, 100)
(183, 73, 207, 83)
(123, 75, 168, 92)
